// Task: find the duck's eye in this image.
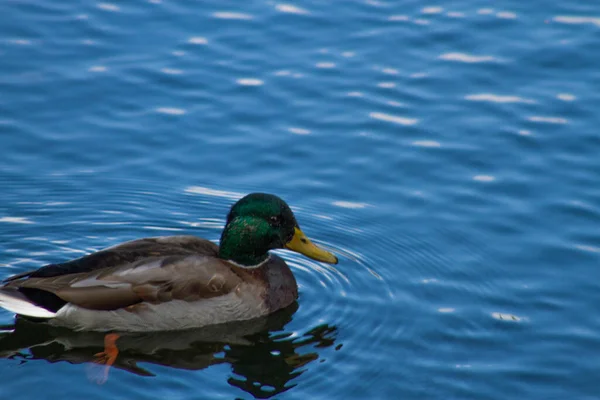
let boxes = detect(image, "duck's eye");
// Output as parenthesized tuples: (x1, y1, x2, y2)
(269, 215, 281, 226)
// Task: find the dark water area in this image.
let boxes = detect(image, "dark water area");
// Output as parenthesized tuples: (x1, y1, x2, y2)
(1, 0, 600, 399)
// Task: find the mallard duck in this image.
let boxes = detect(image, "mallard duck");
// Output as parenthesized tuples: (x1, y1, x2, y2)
(0, 193, 338, 332)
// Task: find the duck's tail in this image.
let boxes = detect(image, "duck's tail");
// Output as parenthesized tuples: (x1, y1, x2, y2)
(0, 288, 56, 318)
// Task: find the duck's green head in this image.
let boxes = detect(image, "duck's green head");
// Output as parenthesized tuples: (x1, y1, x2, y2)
(218, 193, 338, 267)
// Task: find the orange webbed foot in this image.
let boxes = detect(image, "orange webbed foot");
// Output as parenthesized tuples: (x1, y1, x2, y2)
(89, 333, 120, 384)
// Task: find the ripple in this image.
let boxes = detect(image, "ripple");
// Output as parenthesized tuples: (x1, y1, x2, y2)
(284, 253, 349, 292)
(414, 19, 430, 25)
(421, 7, 443, 14)
(331, 201, 368, 209)
(496, 11, 517, 19)
(553, 16, 600, 27)
(178, 218, 223, 230)
(575, 245, 600, 253)
(439, 53, 498, 63)
(388, 15, 409, 21)
(473, 175, 496, 182)
(315, 62, 336, 69)
(528, 116, 568, 124)
(382, 68, 399, 75)
(212, 12, 253, 20)
(8, 39, 32, 46)
(438, 307, 455, 313)
(88, 66, 107, 72)
(236, 78, 264, 86)
(491, 312, 525, 322)
(184, 186, 243, 200)
(161, 68, 183, 75)
(0, 217, 34, 224)
(97, 2, 120, 12)
(155, 107, 186, 115)
(288, 127, 311, 135)
(188, 37, 208, 45)
(369, 112, 418, 126)
(557, 93, 576, 101)
(465, 94, 536, 104)
(412, 140, 441, 148)
(275, 4, 310, 15)
(142, 226, 184, 232)
(275, 218, 395, 371)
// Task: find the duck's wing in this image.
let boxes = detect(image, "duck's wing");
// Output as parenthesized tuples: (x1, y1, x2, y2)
(4, 236, 219, 282)
(2, 254, 243, 313)
(0, 236, 234, 315)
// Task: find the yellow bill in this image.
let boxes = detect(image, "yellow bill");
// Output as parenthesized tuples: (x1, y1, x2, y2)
(285, 227, 338, 264)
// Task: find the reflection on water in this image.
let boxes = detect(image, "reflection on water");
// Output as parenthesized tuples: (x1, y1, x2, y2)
(0, 303, 338, 399)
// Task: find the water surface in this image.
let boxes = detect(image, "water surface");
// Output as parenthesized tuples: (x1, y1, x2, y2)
(1, 0, 600, 399)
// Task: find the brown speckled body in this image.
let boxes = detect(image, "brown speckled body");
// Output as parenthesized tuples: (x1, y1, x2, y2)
(0, 236, 299, 331)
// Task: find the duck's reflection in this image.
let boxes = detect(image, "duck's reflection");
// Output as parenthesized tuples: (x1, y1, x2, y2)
(0, 303, 338, 398)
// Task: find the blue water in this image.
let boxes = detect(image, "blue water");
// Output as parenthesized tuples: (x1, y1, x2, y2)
(1, 0, 600, 398)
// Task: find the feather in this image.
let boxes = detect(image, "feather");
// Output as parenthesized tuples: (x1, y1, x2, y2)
(0, 289, 57, 318)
